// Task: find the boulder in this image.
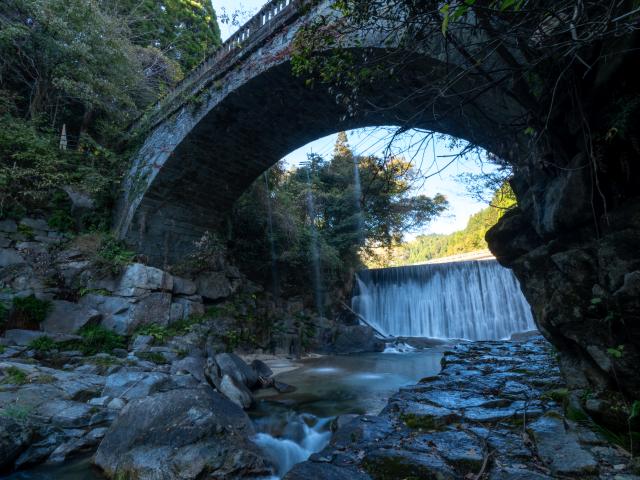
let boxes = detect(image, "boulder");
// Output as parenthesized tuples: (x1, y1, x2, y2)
(215, 353, 259, 389)
(171, 355, 206, 383)
(81, 293, 172, 335)
(116, 263, 173, 296)
(4, 329, 48, 346)
(219, 374, 254, 409)
(0, 417, 32, 472)
(331, 325, 384, 354)
(94, 387, 269, 480)
(41, 300, 101, 334)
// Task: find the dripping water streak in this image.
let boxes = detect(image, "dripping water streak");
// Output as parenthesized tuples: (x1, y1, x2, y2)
(305, 170, 324, 318)
(352, 260, 536, 340)
(264, 172, 280, 298)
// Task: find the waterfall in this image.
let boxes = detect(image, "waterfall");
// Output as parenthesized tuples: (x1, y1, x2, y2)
(352, 260, 536, 340)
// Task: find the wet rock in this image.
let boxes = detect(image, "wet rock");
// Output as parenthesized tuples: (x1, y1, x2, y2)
(411, 430, 485, 473)
(528, 414, 598, 476)
(94, 387, 269, 479)
(0, 220, 17, 233)
(362, 448, 456, 479)
(41, 300, 101, 334)
(0, 417, 32, 472)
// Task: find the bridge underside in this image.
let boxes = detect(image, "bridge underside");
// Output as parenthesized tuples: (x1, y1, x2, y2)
(119, 53, 523, 266)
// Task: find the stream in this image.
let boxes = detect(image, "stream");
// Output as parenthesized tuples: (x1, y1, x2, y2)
(6, 347, 444, 480)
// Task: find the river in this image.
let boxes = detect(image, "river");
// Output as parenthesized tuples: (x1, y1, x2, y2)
(6, 347, 444, 480)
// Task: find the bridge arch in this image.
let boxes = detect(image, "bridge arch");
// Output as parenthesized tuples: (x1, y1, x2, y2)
(115, 0, 526, 266)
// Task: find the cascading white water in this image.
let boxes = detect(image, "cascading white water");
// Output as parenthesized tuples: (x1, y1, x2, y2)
(252, 412, 331, 479)
(352, 260, 536, 340)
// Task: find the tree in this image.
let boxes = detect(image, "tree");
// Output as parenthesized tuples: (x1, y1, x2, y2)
(105, 0, 222, 72)
(231, 133, 447, 304)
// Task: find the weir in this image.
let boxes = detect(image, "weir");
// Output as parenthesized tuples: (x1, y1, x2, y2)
(352, 260, 536, 340)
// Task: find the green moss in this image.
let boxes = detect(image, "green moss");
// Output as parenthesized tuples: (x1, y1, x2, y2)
(11, 295, 52, 324)
(400, 413, 439, 430)
(362, 454, 425, 480)
(541, 388, 569, 404)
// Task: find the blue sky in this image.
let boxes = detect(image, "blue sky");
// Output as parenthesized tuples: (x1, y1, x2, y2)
(211, 1, 497, 237)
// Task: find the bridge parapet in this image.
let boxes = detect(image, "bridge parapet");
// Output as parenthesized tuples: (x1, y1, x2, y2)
(133, 0, 302, 132)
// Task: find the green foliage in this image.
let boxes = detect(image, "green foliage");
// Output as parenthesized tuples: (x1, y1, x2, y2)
(11, 295, 52, 325)
(394, 183, 515, 264)
(232, 132, 447, 302)
(29, 336, 57, 353)
(134, 314, 208, 344)
(607, 345, 625, 359)
(105, 0, 222, 72)
(1, 366, 28, 385)
(59, 325, 125, 355)
(93, 236, 135, 275)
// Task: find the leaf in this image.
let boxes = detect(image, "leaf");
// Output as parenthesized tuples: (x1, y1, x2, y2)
(440, 4, 450, 35)
(629, 400, 640, 420)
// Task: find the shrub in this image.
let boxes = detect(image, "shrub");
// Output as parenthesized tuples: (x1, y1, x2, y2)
(93, 235, 135, 275)
(78, 325, 125, 354)
(59, 325, 125, 355)
(29, 336, 57, 353)
(11, 295, 52, 325)
(1, 366, 28, 385)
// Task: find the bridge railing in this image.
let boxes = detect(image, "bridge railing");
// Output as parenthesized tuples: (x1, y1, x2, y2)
(133, 0, 302, 131)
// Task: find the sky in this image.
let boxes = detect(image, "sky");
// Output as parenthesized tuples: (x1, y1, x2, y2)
(210, 1, 497, 238)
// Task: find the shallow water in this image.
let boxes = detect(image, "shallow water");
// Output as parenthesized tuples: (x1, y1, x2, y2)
(7, 348, 444, 480)
(250, 348, 444, 478)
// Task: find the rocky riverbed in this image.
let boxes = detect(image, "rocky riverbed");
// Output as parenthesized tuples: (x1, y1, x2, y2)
(285, 337, 640, 479)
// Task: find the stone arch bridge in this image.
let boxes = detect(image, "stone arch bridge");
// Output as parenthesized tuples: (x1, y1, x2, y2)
(115, 0, 527, 266)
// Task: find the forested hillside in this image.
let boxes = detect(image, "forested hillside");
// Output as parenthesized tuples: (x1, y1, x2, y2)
(394, 184, 516, 265)
(0, 0, 220, 228)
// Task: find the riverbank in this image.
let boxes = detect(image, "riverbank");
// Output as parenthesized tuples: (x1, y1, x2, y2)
(285, 336, 640, 479)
